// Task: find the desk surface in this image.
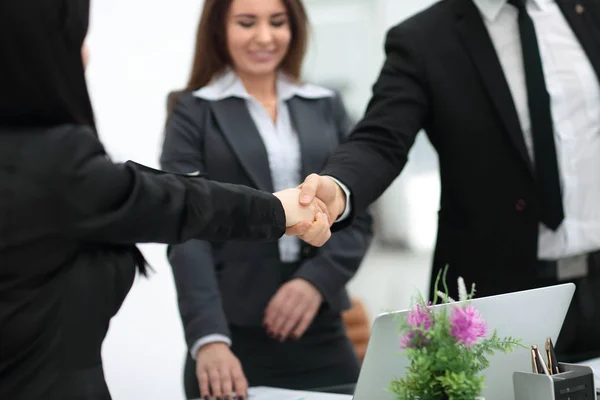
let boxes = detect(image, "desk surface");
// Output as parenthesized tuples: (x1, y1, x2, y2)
(191, 386, 353, 400)
(190, 382, 600, 400)
(191, 392, 600, 399)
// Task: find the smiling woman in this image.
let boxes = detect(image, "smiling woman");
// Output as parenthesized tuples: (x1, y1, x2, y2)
(227, 1, 292, 82)
(184, 0, 307, 92)
(160, 0, 374, 399)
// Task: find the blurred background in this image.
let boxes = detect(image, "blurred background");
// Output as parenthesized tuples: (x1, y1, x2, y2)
(86, 0, 440, 398)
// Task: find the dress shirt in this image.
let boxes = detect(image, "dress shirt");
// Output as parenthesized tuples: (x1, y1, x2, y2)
(328, 176, 352, 222)
(475, 0, 600, 259)
(338, 0, 600, 260)
(189, 70, 334, 358)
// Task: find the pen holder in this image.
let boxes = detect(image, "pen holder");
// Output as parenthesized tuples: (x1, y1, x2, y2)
(513, 363, 596, 400)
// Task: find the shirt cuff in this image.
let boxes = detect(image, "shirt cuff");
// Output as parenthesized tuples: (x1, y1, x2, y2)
(325, 176, 352, 222)
(190, 334, 232, 360)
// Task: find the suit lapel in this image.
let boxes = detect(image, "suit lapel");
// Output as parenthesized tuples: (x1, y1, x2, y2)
(557, 0, 600, 83)
(453, 0, 534, 177)
(287, 97, 333, 178)
(209, 98, 274, 192)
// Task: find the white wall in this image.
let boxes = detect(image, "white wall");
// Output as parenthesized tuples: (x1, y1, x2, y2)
(87, 1, 201, 399)
(85, 1, 440, 399)
(368, 0, 442, 251)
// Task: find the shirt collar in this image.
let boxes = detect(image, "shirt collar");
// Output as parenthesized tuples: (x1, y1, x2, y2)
(193, 68, 334, 102)
(472, 0, 553, 22)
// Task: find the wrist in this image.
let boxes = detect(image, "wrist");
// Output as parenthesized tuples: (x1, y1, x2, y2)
(292, 278, 324, 303)
(196, 341, 229, 358)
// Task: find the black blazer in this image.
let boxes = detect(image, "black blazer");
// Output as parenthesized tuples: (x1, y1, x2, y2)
(0, 125, 286, 400)
(321, 0, 600, 298)
(160, 91, 373, 349)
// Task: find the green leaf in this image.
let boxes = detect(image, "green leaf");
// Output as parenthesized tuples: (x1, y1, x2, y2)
(391, 266, 524, 399)
(432, 267, 444, 306)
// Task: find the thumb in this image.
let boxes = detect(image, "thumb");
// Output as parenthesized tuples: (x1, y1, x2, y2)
(299, 174, 320, 206)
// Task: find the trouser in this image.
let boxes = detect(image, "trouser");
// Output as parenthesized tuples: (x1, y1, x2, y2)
(538, 250, 600, 363)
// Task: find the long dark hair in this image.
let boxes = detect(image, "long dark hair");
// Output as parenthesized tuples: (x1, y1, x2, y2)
(186, 0, 309, 90)
(0, 0, 149, 275)
(0, 0, 96, 130)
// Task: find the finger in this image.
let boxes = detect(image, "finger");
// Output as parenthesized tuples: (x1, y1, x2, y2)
(299, 174, 320, 205)
(293, 306, 319, 339)
(263, 290, 287, 329)
(270, 294, 302, 339)
(313, 214, 332, 245)
(296, 216, 327, 243)
(278, 303, 305, 340)
(314, 198, 332, 226)
(285, 220, 311, 236)
(263, 294, 281, 328)
(208, 367, 222, 399)
(313, 230, 332, 247)
(270, 312, 290, 340)
(198, 369, 210, 399)
(231, 364, 248, 399)
(219, 366, 233, 398)
(265, 299, 287, 336)
(299, 217, 331, 247)
(312, 230, 332, 247)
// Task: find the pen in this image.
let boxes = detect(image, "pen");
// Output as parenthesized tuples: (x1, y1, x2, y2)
(531, 345, 539, 373)
(531, 344, 550, 375)
(545, 337, 561, 375)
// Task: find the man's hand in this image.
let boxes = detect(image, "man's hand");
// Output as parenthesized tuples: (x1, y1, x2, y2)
(298, 174, 346, 226)
(263, 278, 323, 342)
(196, 342, 248, 400)
(284, 174, 346, 246)
(274, 188, 331, 246)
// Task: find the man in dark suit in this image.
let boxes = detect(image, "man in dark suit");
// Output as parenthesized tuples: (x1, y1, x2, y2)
(295, 0, 600, 362)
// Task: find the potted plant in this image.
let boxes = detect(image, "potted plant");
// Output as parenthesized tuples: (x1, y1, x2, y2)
(389, 266, 525, 400)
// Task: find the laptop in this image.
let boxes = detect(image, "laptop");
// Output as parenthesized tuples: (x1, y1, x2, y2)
(352, 283, 576, 400)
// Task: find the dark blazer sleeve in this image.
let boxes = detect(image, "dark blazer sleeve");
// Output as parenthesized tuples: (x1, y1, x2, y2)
(57, 123, 286, 244)
(160, 93, 231, 347)
(294, 94, 374, 312)
(321, 24, 429, 229)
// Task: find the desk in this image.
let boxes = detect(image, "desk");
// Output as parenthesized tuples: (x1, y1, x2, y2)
(191, 382, 600, 399)
(191, 386, 353, 400)
(307, 383, 356, 395)
(303, 384, 600, 399)
(190, 391, 600, 400)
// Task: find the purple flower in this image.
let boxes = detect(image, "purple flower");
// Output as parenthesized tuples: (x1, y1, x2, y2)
(400, 305, 432, 349)
(407, 305, 432, 330)
(449, 304, 487, 347)
(400, 332, 414, 349)
(399, 331, 429, 349)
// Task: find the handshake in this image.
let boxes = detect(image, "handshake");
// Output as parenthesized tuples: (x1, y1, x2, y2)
(273, 174, 346, 247)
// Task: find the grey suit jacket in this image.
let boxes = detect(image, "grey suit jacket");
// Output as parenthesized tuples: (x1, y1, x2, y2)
(160, 91, 373, 351)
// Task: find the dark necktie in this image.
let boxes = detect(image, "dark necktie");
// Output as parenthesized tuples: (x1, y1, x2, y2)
(508, 0, 564, 230)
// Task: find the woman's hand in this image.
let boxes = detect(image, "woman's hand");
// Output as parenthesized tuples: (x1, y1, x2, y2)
(196, 342, 248, 400)
(273, 188, 331, 246)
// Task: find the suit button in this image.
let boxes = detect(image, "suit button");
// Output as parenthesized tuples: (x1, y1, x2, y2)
(515, 199, 526, 212)
(3, 165, 15, 175)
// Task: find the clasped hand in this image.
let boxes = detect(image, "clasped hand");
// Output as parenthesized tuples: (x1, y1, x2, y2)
(275, 175, 346, 247)
(274, 187, 332, 246)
